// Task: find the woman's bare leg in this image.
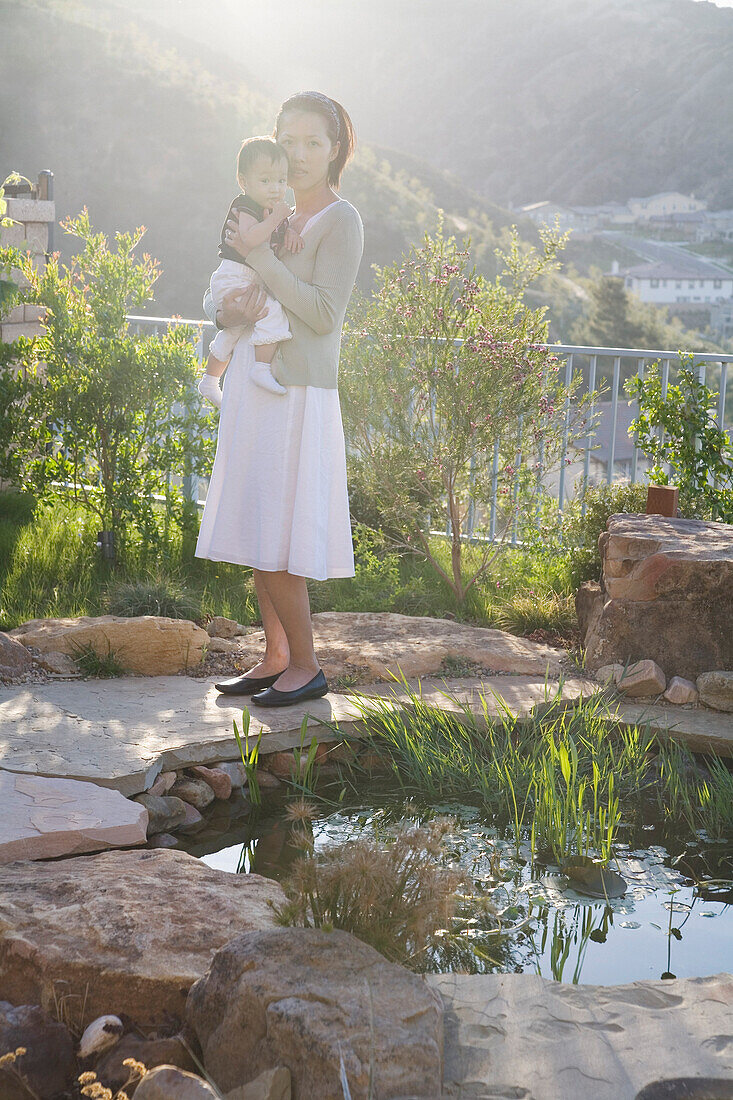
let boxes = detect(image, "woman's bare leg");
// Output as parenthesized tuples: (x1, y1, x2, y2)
(241, 568, 290, 677)
(254, 569, 321, 691)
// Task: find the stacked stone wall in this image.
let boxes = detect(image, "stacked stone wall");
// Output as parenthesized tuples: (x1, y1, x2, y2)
(0, 174, 55, 492)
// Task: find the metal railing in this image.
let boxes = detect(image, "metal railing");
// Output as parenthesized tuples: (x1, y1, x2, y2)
(126, 315, 732, 542)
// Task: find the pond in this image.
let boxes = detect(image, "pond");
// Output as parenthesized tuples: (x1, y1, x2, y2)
(175, 776, 733, 986)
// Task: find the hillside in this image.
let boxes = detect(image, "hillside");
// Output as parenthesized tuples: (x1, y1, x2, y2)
(114, 0, 733, 209)
(0, 0, 520, 319)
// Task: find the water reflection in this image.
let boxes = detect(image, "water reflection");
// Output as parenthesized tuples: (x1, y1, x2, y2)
(188, 792, 733, 985)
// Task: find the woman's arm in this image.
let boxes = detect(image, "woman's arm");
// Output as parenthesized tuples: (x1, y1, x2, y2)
(244, 210, 364, 336)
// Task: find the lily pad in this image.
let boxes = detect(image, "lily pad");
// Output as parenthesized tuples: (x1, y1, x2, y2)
(561, 856, 627, 899)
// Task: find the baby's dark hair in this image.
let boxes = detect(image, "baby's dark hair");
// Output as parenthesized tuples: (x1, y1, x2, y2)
(236, 136, 288, 188)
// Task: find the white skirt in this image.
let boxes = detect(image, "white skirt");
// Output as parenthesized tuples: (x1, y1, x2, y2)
(194, 335, 356, 581)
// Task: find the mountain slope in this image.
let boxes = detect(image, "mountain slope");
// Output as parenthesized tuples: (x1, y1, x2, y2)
(0, 1, 519, 317)
(124, 0, 733, 209)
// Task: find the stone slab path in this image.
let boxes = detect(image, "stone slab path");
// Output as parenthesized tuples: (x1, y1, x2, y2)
(429, 970, 733, 1100)
(0, 673, 597, 797)
(0, 770, 147, 862)
(616, 699, 733, 756)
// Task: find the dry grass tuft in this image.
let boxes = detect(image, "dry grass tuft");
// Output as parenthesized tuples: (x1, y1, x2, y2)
(272, 817, 465, 967)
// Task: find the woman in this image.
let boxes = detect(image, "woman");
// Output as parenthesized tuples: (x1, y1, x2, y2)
(195, 90, 364, 707)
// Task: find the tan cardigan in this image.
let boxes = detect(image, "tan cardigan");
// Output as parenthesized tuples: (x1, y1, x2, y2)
(203, 197, 364, 389)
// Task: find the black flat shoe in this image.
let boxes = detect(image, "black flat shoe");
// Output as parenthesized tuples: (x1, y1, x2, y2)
(250, 669, 329, 707)
(214, 669, 288, 695)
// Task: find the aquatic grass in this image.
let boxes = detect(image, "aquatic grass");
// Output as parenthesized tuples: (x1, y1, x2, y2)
(271, 817, 466, 968)
(314, 671, 665, 867)
(286, 718, 322, 798)
(696, 757, 733, 839)
(232, 709, 263, 807)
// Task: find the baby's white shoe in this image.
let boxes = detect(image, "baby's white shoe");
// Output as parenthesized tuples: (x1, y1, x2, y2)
(250, 361, 287, 395)
(198, 373, 223, 409)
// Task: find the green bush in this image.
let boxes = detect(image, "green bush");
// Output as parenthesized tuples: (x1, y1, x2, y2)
(307, 521, 430, 615)
(104, 573, 202, 620)
(626, 355, 733, 523)
(493, 591, 576, 637)
(0, 488, 37, 526)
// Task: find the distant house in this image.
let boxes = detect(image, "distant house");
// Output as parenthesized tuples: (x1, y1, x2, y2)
(626, 192, 707, 220)
(514, 200, 629, 235)
(607, 258, 733, 306)
(697, 210, 733, 244)
(513, 192, 733, 243)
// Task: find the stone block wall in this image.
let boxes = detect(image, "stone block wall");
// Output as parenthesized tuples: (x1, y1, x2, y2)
(580, 513, 733, 681)
(0, 181, 55, 347)
(0, 174, 55, 492)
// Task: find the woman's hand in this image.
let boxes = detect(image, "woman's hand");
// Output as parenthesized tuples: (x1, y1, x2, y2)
(216, 284, 269, 329)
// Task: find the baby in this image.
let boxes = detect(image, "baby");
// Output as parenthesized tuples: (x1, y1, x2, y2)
(198, 136, 304, 409)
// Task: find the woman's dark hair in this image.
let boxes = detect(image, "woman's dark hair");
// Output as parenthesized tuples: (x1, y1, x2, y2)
(236, 136, 288, 188)
(272, 92, 356, 189)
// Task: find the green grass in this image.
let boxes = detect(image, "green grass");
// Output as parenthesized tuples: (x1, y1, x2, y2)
(0, 491, 576, 636)
(105, 575, 202, 619)
(68, 638, 126, 677)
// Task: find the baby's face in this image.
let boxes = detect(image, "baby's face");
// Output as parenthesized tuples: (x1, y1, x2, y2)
(241, 155, 289, 209)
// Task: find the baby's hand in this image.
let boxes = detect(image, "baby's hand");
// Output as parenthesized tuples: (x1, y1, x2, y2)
(282, 227, 305, 254)
(264, 200, 293, 224)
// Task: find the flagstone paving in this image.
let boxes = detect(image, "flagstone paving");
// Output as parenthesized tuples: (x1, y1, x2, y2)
(0, 673, 730, 807)
(0, 673, 597, 797)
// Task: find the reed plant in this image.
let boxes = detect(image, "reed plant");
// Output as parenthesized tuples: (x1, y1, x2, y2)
(695, 757, 733, 839)
(232, 709, 263, 807)
(271, 817, 465, 968)
(314, 672, 732, 868)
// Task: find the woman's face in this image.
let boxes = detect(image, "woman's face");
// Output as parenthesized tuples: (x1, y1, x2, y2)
(277, 110, 340, 191)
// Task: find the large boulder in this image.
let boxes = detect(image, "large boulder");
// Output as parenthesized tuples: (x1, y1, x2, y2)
(0, 632, 34, 678)
(134, 1066, 219, 1098)
(186, 928, 444, 1099)
(237, 611, 562, 683)
(91, 1033, 199, 1091)
(8, 615, 209, 675)
(0, 771, 148, 863)
(0, 849, 286, 1028)
(583, 515, 733, 680)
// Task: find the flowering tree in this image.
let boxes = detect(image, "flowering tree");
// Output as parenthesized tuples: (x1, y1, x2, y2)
(340, 215, 589, 603)
(0, 210, 214, 564)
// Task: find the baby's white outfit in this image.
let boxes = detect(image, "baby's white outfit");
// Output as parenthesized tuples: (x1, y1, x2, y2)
(208, 258, 292, 362)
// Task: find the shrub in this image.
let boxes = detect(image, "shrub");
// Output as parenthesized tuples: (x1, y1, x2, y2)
(493, 591, 576, 638)
(0, 210, 214, 566)
(339, 215, 594, 604)
(104, 573, 201, 620)
(272, 818, 465, 968)
(626, 354, 733, 522)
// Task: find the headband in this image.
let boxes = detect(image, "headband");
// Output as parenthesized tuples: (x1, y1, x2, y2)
(294, 91, 341, 139)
